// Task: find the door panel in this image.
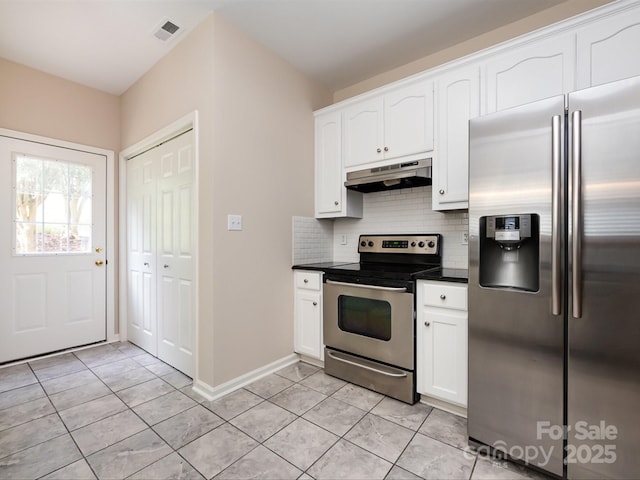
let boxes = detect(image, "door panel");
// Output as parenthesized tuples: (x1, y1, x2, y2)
(567, 76, 640, 479)
(127, 152, 157, 355)
(156, 133, 195, 377)
(126, 129, 195, 377)
(0, 136, 107, 362)
(468, 96, 566, 476)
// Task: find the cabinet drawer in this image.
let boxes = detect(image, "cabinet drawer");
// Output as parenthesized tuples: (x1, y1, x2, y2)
(295, 271, 322, 291)
(419, 281, 467, 311)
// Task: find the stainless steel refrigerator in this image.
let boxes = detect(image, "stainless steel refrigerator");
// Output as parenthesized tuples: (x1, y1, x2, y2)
(468, 75, 640, 479)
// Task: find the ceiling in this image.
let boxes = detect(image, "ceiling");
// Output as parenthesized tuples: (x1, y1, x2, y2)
(0, 0, 570, 96)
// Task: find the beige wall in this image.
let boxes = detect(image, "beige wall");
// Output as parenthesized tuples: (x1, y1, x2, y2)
(334, 0, 613, 102)
(0, 58, 120, 151)
(121, 13, 331, 388)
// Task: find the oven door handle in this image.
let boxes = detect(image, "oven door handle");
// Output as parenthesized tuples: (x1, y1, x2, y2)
(325, 280, 408, 293)
(327, 351, 408, 378)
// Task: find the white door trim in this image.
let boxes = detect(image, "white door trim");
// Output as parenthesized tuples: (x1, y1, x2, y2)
(119, 111, 199, 378)
(0, 128, 117, 343)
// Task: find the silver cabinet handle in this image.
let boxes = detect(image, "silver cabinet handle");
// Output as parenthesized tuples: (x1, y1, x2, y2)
(327, 351, 408, 378)
(384, 146, 389, 152)
(552, 114, 562, 316)
(143, 262, 149, 267)
(163, 264, 169, 268)
(334, 201, 339, 206)
(424, 321, 430, 327)
(440, 294, 446, 300)
(376, 148, 382, 153)
(572, 110, 583, 319)
(303, 278, 308, 283)
(312, 301, 317, 306)
(439, 189, 445, 195)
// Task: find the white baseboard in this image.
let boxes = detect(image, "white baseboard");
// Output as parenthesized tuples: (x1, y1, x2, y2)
(192, 353, 300, 402)
(420, 394, 468, 418)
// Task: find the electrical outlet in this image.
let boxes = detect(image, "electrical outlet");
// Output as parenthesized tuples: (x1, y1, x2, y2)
(227, 214, 242, 231)
(461, 231, 469, 245)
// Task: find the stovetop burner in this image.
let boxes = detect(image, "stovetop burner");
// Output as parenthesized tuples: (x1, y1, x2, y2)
(321, 234, 443, 287)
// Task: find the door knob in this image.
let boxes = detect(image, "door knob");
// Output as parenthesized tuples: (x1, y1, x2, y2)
(95, 247, 103, 253)
(424, 321, 430, 327)
(95, 260, 104, 266)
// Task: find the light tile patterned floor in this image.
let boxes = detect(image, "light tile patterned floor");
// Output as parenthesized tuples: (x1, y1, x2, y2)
(0, 342, 550, 479)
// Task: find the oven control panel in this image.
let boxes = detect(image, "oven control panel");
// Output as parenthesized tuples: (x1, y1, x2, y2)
(358, 234, 440, 255)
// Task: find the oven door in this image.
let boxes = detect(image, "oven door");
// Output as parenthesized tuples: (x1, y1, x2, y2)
(323, 279, 414, 370)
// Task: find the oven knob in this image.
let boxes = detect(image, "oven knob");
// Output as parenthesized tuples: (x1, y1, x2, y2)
(418, 241, 425, 248)
(411, 241, 416, 247)
(368, 241, 374, 247)
(360, 241, 366, 247)
(428, 241, 435, 248)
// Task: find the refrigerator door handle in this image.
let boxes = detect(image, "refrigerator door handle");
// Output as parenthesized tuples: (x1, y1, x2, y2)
(572, 110, 583, 319)
(552, 115, 562, 316)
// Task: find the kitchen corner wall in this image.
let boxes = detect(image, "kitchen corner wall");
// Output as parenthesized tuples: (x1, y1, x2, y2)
(333, 187, 468, 269)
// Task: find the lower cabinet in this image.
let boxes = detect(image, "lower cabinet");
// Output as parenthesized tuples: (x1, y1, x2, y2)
(294, 271, 324, 360)
(416, 280, 468, 407)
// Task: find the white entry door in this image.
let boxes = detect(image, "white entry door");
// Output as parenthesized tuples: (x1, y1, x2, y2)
(127, 130, 195, 377)
(0, 136, 107, 363)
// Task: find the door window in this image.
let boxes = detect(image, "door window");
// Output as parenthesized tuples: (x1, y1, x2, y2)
(337, 295, 392, 341)
(14, 153, 92, 254)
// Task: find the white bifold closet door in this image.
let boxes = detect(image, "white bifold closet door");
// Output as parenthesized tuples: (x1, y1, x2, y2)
(127, 129, 195, 377)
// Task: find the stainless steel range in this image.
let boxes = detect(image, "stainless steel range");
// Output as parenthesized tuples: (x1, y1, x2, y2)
(322, 234, 442, 404)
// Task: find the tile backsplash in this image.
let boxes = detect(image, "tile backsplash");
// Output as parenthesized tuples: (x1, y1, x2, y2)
(293, 186, 469, 269)
(292, 216, 333, 264)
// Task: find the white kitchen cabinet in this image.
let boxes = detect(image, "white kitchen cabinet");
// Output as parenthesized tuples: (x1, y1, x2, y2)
(314, 111, 362, 218)
(485, 33, 576, 114)
(416, 280, 468, 407)
(343, 80, 434, 168)
(294, 271, 323, 360)
(576, 4, 640, 89)
(433, 65, 480, 211)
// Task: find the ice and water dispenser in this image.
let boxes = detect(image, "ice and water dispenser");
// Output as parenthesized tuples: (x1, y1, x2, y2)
(479, 214, 539, 292)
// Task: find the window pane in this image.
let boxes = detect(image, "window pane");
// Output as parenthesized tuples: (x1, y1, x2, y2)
(15, 223, 42, 254)
(15, 156, 42, 194)
(69, 224, 91, 252)
(14, 156, 92, 255)
(43, 224, 68, 252)
(44, 160, 67, 194)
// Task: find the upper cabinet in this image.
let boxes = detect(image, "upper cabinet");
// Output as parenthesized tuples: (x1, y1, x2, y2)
(485, 34, 576, 114)
(433, 65, 480, 211)
(343, 80, 434, 168)
(314, 111, 362, 218)
(576, 4, 640, 89)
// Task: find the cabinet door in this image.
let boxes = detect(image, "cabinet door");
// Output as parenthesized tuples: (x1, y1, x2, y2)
(294, 290, 322, 359)
(343, 98, 384, 168)
(417, 307, 468, 406)
(384, 80, 434, 160)
(576, 5, 640, 88)
(315, 112, 343, 216)
(433, 66, 480, 210)
(486, 34, 575, 113)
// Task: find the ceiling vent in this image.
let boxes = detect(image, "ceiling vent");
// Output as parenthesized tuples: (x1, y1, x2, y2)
(153, 19, 180, 41)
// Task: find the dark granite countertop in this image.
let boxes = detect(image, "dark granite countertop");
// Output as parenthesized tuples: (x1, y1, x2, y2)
(292, 263, 468, 284)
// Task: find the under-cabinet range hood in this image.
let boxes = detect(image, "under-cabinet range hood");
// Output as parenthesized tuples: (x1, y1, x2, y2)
(344, 158, 432, 193)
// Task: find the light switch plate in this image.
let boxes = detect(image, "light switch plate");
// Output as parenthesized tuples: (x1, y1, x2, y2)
(228, 214, 242, 231)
